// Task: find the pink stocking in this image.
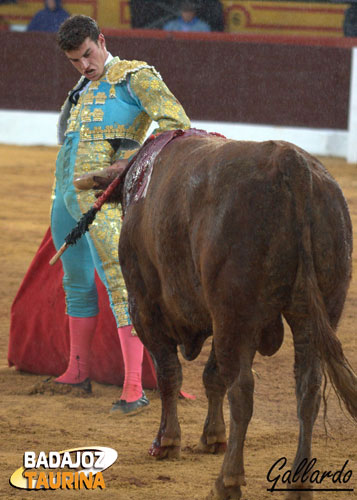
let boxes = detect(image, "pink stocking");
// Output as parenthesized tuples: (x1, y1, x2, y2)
(118, 325, 144, 402)
(55, 315, 97, 384)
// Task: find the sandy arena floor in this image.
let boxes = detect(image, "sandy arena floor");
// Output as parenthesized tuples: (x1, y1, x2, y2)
(0, 144, 356, 499)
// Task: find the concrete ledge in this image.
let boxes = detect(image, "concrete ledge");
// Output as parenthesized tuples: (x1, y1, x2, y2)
(0, 110, 59, 147)
(0, 110, 351, 161)
(347, 48, 357, 163)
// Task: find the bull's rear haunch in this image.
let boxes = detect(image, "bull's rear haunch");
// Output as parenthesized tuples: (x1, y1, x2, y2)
(115, 131, 356, 500)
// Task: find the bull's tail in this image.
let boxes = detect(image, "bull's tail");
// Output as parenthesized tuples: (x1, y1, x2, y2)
(280, 144, 357, 422)
(306, 274, 357, 421)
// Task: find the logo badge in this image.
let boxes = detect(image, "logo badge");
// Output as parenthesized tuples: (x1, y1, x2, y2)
(10, 446, 118, 490)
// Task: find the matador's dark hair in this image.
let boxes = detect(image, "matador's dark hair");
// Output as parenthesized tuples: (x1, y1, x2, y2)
(57, 15, 101, 51)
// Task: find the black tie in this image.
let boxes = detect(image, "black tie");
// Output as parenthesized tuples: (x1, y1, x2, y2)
(69, 77, 90, 105)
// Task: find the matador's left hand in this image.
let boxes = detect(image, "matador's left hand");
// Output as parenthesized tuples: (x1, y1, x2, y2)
(73, 159, 129, 191)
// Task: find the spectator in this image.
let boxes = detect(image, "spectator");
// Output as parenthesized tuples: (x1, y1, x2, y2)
(163, 1, 211, 32)
(343, 3, 357, 37)
(27, 0, 69, 33)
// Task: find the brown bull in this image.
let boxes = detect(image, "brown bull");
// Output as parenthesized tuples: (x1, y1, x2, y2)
(82, 131, 357, 499)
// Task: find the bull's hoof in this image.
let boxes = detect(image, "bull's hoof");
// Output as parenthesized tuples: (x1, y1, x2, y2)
(206, 476, 242, 500)
(198, 436, 227, 455)
(285, 488, 313, 500)
(148, 439, 181, 460)
(199, 434, 227, 454)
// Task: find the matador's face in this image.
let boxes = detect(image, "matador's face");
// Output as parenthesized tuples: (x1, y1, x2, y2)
(65, 34, 108, 81)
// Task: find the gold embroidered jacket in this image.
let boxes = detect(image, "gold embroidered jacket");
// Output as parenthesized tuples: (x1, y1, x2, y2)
(60, 57, 190, 147)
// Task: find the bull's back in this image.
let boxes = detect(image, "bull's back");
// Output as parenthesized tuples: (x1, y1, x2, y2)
(124, 135, 351, 334)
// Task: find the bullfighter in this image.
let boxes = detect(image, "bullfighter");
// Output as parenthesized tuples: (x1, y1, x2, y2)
(51, 14, 190, 414)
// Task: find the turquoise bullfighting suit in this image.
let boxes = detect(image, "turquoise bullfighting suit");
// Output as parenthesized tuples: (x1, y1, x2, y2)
(51, 57, 190, 326)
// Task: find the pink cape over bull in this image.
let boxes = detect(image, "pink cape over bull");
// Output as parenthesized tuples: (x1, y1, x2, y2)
(81, 130, 357, 500)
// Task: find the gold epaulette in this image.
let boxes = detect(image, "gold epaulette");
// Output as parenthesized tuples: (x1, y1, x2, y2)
(106, 59, 162, 85)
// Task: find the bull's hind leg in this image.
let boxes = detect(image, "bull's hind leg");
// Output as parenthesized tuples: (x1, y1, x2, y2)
(199, 342, 227, 454)
(208, 333, 256, 500)
(284, 316, 322, 500)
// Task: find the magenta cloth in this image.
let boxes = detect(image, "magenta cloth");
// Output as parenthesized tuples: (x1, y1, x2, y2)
(8, 228, 157, 389)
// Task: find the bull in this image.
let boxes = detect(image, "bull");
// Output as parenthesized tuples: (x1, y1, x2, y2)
(78, 130, 357, 500)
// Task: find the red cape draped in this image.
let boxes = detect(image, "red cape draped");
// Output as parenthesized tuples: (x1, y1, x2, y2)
(8, 228, 157, 389)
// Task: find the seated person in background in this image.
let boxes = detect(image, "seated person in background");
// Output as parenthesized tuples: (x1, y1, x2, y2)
(27, 0, 69, 32)
(163, 1, 211, 32)
(343, 3, 357, 37)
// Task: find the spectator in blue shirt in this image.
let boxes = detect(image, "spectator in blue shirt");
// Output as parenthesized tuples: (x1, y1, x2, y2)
(27, 0, 69, 33)
(163, 1, 211, 32)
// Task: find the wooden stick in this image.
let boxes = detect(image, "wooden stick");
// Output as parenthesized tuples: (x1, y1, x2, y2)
(49, 242, 68, 266)
(48, 136, 154, 266)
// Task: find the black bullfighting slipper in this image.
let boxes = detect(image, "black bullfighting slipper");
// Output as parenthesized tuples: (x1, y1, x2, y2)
(110, 392, 149, 416)
(28, 377, 92, 396)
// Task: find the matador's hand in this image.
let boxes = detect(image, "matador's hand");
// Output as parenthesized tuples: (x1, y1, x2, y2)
(73, 159, 129, 191)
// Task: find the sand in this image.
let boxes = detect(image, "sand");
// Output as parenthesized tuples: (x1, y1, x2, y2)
(0, 145, 356, 499)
